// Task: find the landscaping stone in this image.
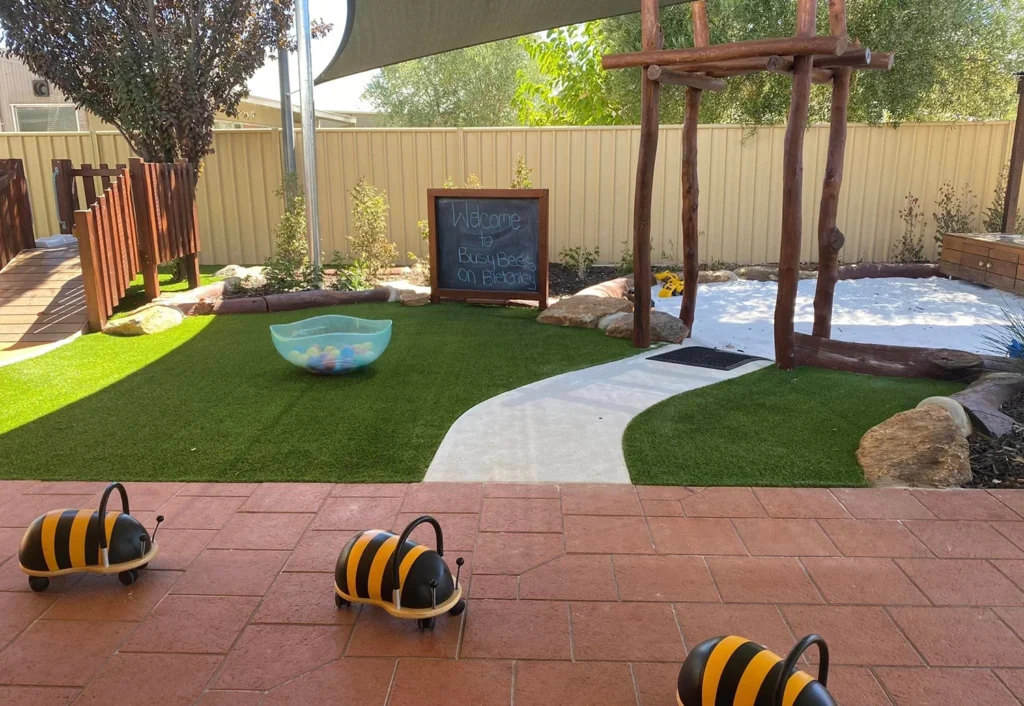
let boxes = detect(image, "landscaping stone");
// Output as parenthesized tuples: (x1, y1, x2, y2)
(536, 295, 631, 328)
(221, 266, 266, 294)
(916, 396, 973, 437)
(857, 406, 971, 487)
(605, 310, 690, 344)
(214, 264, 250, 278)
(733, 266, 816, 281)
(698, 270, 740, 284)
(399, 291, 430, 307)
(102, 305, 184, 336)
(597, 312, 629, 330)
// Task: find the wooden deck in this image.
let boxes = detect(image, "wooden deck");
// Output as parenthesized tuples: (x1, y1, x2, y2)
(0, 245, 88, 357)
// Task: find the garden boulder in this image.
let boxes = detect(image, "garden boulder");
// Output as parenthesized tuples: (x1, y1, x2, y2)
(537, 295, 631, 328)
(698, 270, 740, 284)
(605, 310, 690, 344)
(103, 305, 184, 336)
(856, 406, 971, 487)
(916, 396, 972, 437)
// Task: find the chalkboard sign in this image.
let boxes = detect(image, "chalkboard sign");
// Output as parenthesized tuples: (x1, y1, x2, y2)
(428, 189, 549, 309)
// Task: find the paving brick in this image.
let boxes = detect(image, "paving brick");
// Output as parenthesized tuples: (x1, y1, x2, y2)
(479, 498, 563, 532)
(0, 528, 24, 565)
(209, 512, 312, 551)
(471, 574, 518, 599)
(753, 488, 851, 519)
(0, 620, 135, 686)
(825, 666, 892, 706)
(345, 601, 461, 658)
(636, 486, 694, 501)
(830, 489, 935, 520)
(310, 496, 403, 531)
(571, 602, 685, 662)
(560, 485, 642, 516)
(904, 521, 1023, 559)
(72, 653, 222, 706)
(732, 518, 840, 556)
(707, 557, 822, 604)
(195, 692, 264, 706)
(802, 558, 928, 605)
(876, 667, 1018, 706)
(994, 560, 1024, 591)
(0, 494, 97, 527)
(483, 482, 560, 498)
(254, 571, 356, 625)
(157, 496, 246, 530)
(515, 661, 638, 706)
(120, 482, 186, 510)
(681, 488, 766, 518)
(401, 483, 483, 514)
(123, 594, 259, 653)
(178, 483, 258, 497)
(888, 607, 1024, 667)
(897, 559, 1024, 607)
(633, 661, 681, 706)
(648, 517, 747, 555)
(911, 490, 1021, 521)
(0, 557, 83, 593)
(389, 659, 512, 706)
(0, 686, 79, 706)
(215, 624, 350, 690)
(993, 521, 1024, 552)
(995, 668, 1024, 702)
(565, 515, 654, 554)
(42, 569, 180, 621)
(331, 483, 409, 497)
(641, 499, 683, 517)
(996, 608, 1024, 641)
(781, 606, 921, 666)
(674, 603, 796, 656)
(22, 482, 108, 495)
(284, 530, 348, 572)
(989, 491, 1024, 518)
(148, 529, 218, 570)
(818, 520, 932, 558)
(613, 555, 718, 602)
(519, 554, 618, 601)
(0, 592, 56, 648)
(171, 549, 288, 596)
(238, 483, 332, 513)
(473, 532, 564, 574)
(392, 512, 480, 552)
(461, 600, 570, 659)
(261, 657, 395, 706)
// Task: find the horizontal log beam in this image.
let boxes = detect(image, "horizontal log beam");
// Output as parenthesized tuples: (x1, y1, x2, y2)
(647, 65, 726, 91)
(813, 47, 870, 68)
(767, 60, 834, 84)
(667, 55, 783, 73)
(602, 35, 847, 71)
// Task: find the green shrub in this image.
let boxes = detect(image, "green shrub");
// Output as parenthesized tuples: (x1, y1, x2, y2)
(560, 245, 600, 280)
(891, 193, 926, 263)
(261, 174, 320, 293)
(933, 181, 976, 244)
(510, 154, 534, 189)
(984, 166, 1024, 234)
(349, 178, 398, 281)
(326, 253, 372, 292)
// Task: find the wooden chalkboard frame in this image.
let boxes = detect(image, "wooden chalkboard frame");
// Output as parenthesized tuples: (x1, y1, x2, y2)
(427, 188, 549, 310)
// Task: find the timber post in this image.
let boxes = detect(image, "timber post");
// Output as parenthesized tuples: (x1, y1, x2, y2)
(1003, 73, 1024, 234)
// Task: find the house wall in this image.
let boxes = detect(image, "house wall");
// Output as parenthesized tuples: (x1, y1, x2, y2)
(1, 122, 1021, 267)
(0, 58, 90, 132)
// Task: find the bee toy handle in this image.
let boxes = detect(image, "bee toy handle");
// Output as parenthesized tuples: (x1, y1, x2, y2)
(773, 634, 829, 706)
(391, 516, 443, 607)
(97, 483, 130, 558)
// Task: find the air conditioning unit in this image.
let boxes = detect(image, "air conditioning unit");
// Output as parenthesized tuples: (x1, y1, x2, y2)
(31, 80, 50, 97)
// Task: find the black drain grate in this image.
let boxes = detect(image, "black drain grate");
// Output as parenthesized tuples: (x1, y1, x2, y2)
(647, 346, 763, 371)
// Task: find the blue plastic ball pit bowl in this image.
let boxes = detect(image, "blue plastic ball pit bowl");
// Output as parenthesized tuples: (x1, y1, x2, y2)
(270, 315, 392, 375)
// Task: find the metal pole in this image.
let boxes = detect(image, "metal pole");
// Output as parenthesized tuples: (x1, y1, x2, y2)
(294, 0, 321, 274)
(278, 47, 297, 187)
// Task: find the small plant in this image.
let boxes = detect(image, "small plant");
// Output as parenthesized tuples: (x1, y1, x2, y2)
(933, 181, 977, 244)
(891, 193, 926, 263)
(616, 239, 633, 275)
(984, 166, 1024, 234)
(560, 245, 600, 280)
(510, 154, 534, 189)
(261, 173, 321, 293)
(465, 173, 482, 189)
(443, 176, 458, 189)
(983, 307, 1024, 367)
(349, 177, 398, 281)
(327, 254, 372, 292)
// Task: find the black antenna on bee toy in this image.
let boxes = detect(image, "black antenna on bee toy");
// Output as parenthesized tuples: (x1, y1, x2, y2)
(455, 557, 464, 588)
(151, 515, 164, 543)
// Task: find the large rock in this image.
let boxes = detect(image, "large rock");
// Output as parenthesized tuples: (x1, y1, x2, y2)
(733, 266, 816, 281)
(399, 291, 430, 307)
(605, 310, 690, 344)
(698, 270, 740, 284)
(856, 406, 971, 488)
(103, 305, 184, 336)
(916, 396, 972, 437)
(537, 295, 632, 328)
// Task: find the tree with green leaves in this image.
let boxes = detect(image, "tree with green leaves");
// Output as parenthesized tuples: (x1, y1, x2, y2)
(518, 0, 1024, 127)
(0, 1, 328, 170)
(363, 39, 536, 127)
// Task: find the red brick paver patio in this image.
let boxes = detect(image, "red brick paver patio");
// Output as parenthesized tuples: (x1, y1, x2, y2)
(3, 482, 1024, 705)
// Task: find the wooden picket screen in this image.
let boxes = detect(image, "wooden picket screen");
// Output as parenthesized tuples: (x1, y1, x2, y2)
(0, 159, 35, 271)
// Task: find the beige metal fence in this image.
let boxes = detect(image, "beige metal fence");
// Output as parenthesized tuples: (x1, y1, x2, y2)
(1, 122, 1021, 267)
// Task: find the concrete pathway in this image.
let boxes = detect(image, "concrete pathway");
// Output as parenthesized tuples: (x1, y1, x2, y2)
(425, 343, 772, 484)
(2, 481, 1024, 705)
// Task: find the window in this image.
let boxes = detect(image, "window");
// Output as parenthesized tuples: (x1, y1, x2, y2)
(12, 104, 79, 132)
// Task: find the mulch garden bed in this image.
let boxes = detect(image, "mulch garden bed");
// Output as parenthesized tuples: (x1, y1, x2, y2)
(967, 390, 1024, 488)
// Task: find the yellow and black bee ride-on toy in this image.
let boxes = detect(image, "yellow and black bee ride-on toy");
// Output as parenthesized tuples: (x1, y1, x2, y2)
(19, 482, 163, 592)
(676, 634, 836, 706)
(334, 515, 466, 631)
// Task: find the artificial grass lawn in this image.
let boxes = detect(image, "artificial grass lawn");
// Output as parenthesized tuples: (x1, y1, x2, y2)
(112, 265, 224, 316)
(624, 366, 965, 487)
(0, 303, 632, 482)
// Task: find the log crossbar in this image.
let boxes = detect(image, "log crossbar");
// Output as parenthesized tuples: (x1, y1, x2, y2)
(601, 35, 847, 71)
(646, 65, 725, 92)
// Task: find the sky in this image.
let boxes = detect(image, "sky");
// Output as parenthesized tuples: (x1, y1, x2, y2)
(246, 0, 376, 113)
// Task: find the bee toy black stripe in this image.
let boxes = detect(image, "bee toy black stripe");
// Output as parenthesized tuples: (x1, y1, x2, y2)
(676, 634, 836, 706)
(334, 515, 466, 631)
(19, 482, 163, 592)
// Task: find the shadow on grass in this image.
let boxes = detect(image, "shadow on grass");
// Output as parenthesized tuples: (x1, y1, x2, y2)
(0, 303, 633, 483)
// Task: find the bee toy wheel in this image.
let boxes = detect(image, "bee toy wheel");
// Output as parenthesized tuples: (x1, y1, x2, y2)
(118, 570, 137, 586)
(417, 617, 436, 631)
(28, 576, 49, 592)
(335, 594, 350, 608)
(448, 599, 466, 616)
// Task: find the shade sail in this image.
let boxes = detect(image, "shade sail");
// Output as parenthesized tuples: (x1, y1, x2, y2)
(316, 0, 693, 83)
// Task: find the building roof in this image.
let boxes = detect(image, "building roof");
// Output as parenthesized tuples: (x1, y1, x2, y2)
(315, 0, 693, 83)
(241, 95, 357, 124)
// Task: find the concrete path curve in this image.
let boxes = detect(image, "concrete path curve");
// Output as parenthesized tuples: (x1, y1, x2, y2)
(425, 342, 772, 484)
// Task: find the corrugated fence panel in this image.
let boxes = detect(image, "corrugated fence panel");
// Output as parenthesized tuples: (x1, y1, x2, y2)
(3, 123, 1024, 267)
